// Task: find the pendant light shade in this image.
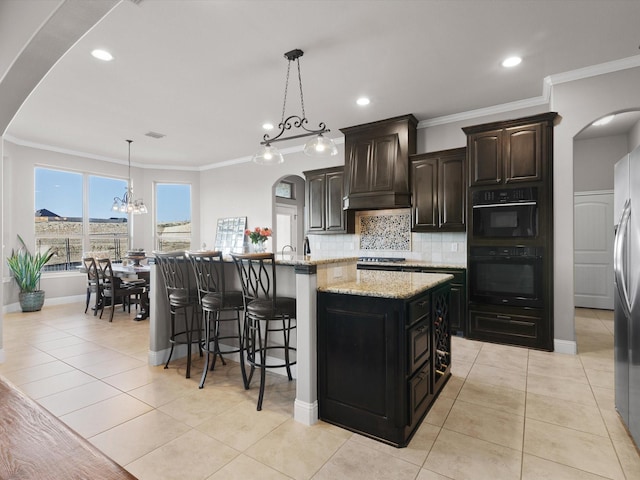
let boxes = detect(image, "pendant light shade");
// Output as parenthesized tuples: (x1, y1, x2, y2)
(254, 49, 335, 164)
(111, 140, 148, 215)
(303, 133, 338, 157)
(252, 143, 285, 165)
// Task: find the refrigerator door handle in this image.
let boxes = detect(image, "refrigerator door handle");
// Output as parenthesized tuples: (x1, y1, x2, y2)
(614, 198, 632, 317)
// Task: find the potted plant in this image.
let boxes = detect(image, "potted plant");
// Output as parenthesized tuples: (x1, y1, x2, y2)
(6, 235, 55, 312)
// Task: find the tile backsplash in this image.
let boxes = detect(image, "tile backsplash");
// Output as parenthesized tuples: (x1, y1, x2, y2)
(359, 211, 411, 251)
(309, 208, 467, 266)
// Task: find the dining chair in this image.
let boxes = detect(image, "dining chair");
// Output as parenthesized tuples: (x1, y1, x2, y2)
(96, 258, 145, 323)
(82, 257, 102, 315)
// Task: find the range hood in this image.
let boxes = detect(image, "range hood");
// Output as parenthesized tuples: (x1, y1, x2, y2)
(340, 114, 417, 211)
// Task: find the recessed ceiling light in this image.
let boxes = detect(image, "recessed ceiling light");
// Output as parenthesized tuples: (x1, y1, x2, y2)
(501, 56, 522, 68)
(262, 123, 274, 130)
(356, 97, 370, 106)
(91, 49, 113, 61)
(592, 114, 615, 126)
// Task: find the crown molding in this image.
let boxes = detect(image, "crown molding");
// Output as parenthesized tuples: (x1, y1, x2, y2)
(418, 54, 640, 129)
(417, 94, 550, 128)
(547, 54, 640, 86)
(3, 134, 201, 171)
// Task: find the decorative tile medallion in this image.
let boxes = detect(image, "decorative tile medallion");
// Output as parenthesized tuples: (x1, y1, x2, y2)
(360, 213, 411, 250)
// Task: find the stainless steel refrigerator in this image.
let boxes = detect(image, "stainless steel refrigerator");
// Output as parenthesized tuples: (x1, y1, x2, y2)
(614, 145, 640, 447)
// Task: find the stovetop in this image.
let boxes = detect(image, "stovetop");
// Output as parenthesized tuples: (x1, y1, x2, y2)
(358, 257, 406, 263)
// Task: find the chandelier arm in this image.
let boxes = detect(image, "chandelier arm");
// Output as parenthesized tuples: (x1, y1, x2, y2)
(261, 115, 329, 144)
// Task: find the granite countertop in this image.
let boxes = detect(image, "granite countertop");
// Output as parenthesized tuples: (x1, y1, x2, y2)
(220, 253, 358, 266)
(273, 254, 358, 266)
(318, 270, 453, 299)
(357, 259, 466, 269)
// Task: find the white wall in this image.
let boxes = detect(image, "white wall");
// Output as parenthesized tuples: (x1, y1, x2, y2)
(629, 118, 640, 152)
(1, 140, 200, 307)
(199, 149, 343, 250)
(573, 134, 629, 192)
(552, 66, 640, 344)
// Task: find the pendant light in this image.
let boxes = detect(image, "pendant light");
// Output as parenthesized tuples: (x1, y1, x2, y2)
(111, 140, 148, 214)
(253, 49, 338, 165)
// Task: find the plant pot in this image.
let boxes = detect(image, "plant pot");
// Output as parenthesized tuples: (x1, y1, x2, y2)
(19, 290, 45, 312)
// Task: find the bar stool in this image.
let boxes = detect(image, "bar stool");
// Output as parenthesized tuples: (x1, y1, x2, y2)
(153, 251, 202, 379)
(186, 250, 247, 389)
(231, 252, 296, 411)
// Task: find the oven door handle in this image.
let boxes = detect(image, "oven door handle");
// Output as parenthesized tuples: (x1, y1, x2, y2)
(472, 201, 537, 208)
(614, 198, 632, 317)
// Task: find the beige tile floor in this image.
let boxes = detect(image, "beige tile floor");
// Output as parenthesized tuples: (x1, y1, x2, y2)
(1, 304, 639, 479)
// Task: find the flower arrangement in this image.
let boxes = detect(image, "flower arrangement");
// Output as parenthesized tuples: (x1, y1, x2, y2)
(245, 226, 271, 244)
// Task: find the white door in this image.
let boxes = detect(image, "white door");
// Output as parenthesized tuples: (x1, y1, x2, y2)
(276, 204, 298, 254)
(574, 191, 614, 309)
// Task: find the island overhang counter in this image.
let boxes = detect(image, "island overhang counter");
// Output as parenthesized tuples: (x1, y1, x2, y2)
(317, 270, 453, 447)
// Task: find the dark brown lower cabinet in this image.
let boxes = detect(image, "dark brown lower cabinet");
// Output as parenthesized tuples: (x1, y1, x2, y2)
(317, 283, 451, 447)
(468, 305, 549, 350)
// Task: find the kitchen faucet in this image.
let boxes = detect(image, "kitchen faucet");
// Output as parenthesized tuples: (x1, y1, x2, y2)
(281, 244, 294, 256)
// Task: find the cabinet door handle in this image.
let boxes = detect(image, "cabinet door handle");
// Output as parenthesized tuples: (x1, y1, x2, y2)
(416, 325, 428, 334)
(417, 300, 428, 308)
(497, 315, 512, 320)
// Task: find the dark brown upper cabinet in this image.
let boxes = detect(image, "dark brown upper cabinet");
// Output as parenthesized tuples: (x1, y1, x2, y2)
(463, 112, 557, 187)
(304, 166, 354, 234)
(340, 114, 417, 210)
(410, 147, 466, 232)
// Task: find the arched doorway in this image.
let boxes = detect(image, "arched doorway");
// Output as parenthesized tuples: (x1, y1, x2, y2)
(272, 175, 305, 255)
(573, 110, 640, 309)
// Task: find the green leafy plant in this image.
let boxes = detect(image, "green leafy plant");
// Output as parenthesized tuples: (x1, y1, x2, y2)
(6, 235, 55, 292)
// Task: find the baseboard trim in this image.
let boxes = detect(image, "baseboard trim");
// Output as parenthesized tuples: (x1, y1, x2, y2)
(3, 294, 85, 314)
(294, 399, 318, 425)
(554, 339, 577, 355)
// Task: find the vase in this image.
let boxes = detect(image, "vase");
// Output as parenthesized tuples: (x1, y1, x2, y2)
(252, 241, 267, 253)
(19, 290, 45, 312)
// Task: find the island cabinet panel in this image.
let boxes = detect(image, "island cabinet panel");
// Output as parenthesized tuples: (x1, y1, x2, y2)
(318, 282, 451, 447)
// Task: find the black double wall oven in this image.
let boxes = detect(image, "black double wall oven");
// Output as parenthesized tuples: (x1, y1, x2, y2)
(469, 187, 543, 309)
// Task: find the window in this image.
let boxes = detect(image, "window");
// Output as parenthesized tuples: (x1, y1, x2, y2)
(156, 183, 191, 251)
(89, 175, 129, 260)
(35, 167, 129, 271)
(275, 180, 294, 199)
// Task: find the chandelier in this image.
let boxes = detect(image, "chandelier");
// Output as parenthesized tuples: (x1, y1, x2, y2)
(253, 49, 338, 165)
(112, 140, 148, 214)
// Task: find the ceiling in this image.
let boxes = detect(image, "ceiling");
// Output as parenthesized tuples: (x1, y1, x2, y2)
(6, 0, 640, 169)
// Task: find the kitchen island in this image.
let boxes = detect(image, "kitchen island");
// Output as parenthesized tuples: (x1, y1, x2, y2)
(148, 253, 358, 426)
(317, 270, 452, 447)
